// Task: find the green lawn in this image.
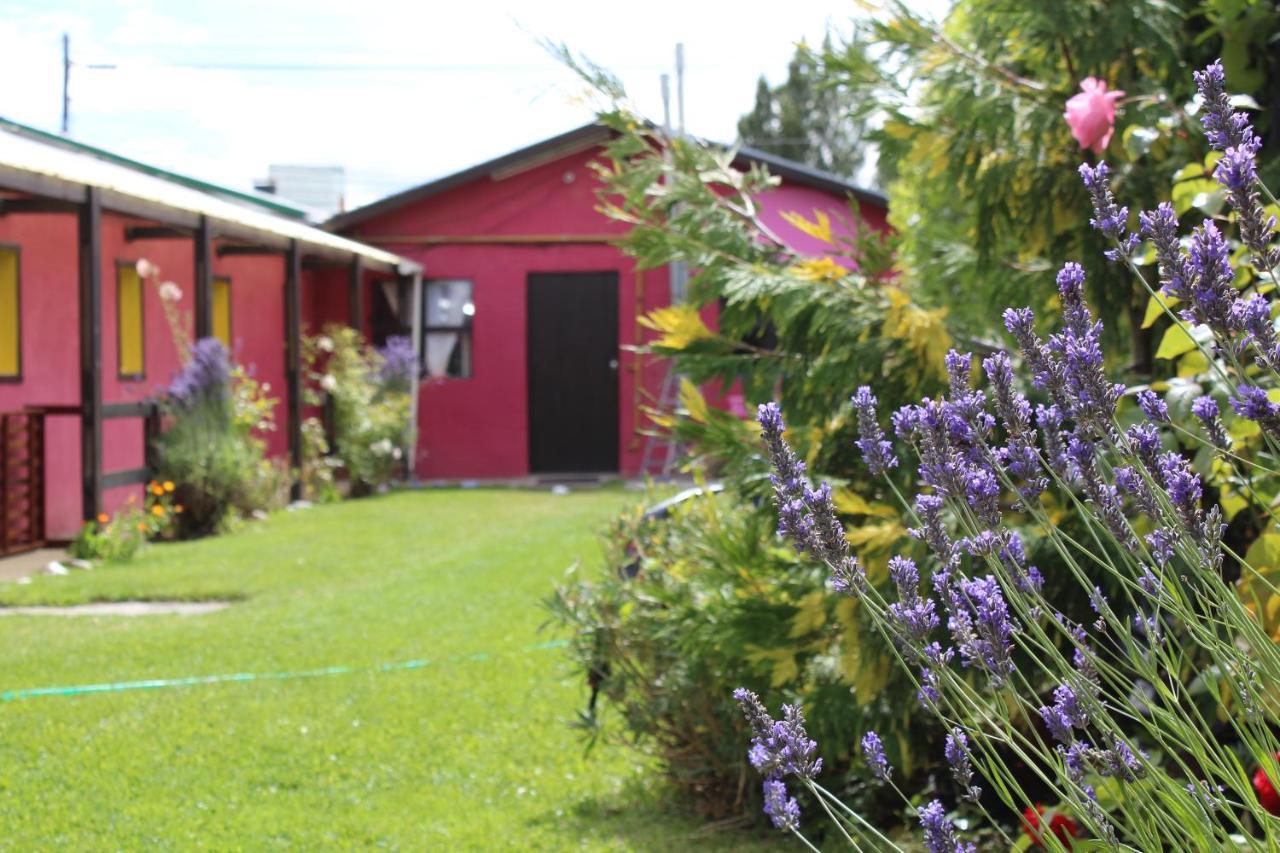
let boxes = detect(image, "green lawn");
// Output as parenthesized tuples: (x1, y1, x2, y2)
(0, 488, 775, 850)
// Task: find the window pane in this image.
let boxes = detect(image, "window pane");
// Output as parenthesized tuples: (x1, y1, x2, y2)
(118, 265, 144, 378)
(425, 280, 473, 328)
(213, 277, 232, 347)
(0, 248, 17, 377)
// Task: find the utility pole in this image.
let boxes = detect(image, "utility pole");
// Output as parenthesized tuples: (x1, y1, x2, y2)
(61, 33, 71, 134)
(674, 43, 685, 137)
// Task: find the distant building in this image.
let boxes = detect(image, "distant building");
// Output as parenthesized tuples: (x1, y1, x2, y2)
(327, 123, 888, 483)
(255, 165, 346, 218)
(0, 117, 417, 552)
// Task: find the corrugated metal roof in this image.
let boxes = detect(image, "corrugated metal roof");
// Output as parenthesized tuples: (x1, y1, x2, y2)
(0, 117, 419, 275)
(327, 122, 886, 232)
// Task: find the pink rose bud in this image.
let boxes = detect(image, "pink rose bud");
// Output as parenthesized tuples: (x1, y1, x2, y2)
(1064, 77, 1125, 155)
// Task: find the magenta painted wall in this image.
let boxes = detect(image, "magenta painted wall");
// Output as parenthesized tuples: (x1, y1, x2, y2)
(341, 143, 887, 481)
(0, 213, 81, 538)
(757, 182, 889, 262)
(0, 210, 299, 539)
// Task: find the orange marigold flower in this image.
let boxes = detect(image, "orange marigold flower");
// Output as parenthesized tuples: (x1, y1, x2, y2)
(136, 522, 147, 532)
(96, 513, 110, 524)
(151, 504, 166, 517)
(151, 484, 165, 496)
(174, 505, 184, 513)
(163, 481, 175, 492)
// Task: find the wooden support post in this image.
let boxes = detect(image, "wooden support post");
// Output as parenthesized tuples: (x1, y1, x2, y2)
(405, 270, 423, 482)
(78, 185, 103, 522)
(285, 240, 303, 500)
(348, 255, 364, 336)
(194, 214, 213, 339)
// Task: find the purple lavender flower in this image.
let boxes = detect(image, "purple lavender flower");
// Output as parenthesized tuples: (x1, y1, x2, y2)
(1113, 465, 1159, 519)
(962, 466, 1002, 528)
(1157, 451, 1205, 538)
(1069, 436, 1138, 550)
(861, 731, 892, 780)
(1216, 145, 1280, 269)
(1087, 740, 1148, 782)
(1139, 203, 1191, 303)
(1146, 528, 1176, 567)
(1049, 264, 1124, 431)
(943, 574, 1019, 687)
(1005, 308, 1067, 406)
(945, 349, 972, 394)
(984, 351, 1046, 496)
(852, 386, 898, 476)
(1037, 404, 1073, 480)
(1231, 385, 1280, 439)
(762, 779, 801, 832)
(1079, 162, 1140, 259)
(1125, 422, 1162, 471)
(1039, 683, 1089, 745)
(1194, 59, 1258, 152)
(758, 404, 866, 594)
(734, 689, 824, 780)
(1231, 295, 1280, 371)
(1135, 389, 1169, 423)
(887, 556, 939, 653)
(1191, 395, 1232, 451)
(1185, 221, 1239, 334)
(166, 337, 232, 410)
(944, 728, 982, 801)
(908, 494, 956, 567)
(917, 666, 942, 708)
(377, 335, 420, 389)
(919, 800, 976, 853)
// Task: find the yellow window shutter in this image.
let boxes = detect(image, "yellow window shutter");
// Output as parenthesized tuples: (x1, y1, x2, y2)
(0, 247, 17, 377)
(212, 277, 232, 347)
(117, 265, 144, 378)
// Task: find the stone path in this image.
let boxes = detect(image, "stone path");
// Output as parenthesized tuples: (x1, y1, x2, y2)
(0, 601, 231, 617)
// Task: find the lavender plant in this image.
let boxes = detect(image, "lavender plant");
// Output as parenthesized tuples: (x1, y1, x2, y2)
(740, 61, 1280, 849)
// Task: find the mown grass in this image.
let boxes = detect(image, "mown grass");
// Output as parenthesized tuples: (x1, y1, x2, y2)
(0, 487, 775, 850)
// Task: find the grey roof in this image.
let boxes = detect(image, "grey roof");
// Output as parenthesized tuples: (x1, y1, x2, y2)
(0, 116, 418, 274)
(327, 123, 885, 232)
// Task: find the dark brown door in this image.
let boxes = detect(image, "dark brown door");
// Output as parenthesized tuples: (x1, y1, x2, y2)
(527, 272, 619, 474)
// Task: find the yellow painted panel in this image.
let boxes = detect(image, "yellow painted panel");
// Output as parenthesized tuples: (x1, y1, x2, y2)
(213, 277, 232, 347)
(118, 266, 144, 377)
(0, 248, 19, 377)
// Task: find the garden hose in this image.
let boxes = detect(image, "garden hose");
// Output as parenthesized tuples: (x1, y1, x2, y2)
(0, 638, 568, 702)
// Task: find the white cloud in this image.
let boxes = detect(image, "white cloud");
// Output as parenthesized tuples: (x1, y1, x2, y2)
(0, 0, 947, 208)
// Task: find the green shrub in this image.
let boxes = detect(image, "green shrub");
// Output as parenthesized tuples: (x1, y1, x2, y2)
(303, 326, 411, 496)
(69, 509, 147, 562)
(153, 338, 285, 538)
(547, 486, 925, 826)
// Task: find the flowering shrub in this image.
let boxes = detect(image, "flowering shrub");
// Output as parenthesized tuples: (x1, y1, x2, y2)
(70, 506, 147, 562)
(547, 487, 927, 823)
(737, 61, 1280, 849)
(153, 337, 285, 537)
(303, 326, 412, 496)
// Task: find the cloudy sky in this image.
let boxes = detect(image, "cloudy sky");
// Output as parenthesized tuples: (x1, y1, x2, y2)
(0, 1, 946, 211)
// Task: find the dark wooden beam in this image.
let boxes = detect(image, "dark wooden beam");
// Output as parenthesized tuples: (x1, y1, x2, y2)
(285, 240, 303, 501)
(0, 198, 79, 215)
(102, 401, 157, 419)
(194, 215, 213, 339)
(101, 467, 149, 491)
(78, 186, 103, 521)
(217, 244, 285, 257)
(348, 255, 364, 336)
(125, 225, 192, 242)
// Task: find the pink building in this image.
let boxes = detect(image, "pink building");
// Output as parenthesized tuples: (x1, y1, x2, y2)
(328, 124, 887, 482)
(0, 118, 419, 553)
